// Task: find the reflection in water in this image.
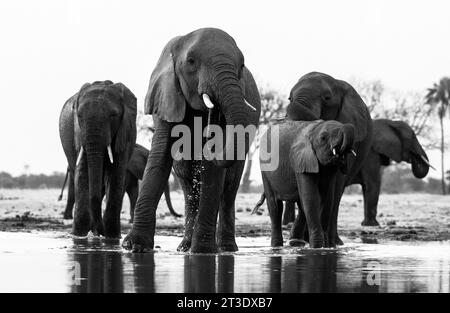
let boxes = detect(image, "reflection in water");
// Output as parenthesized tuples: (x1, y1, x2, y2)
(1, 233, 448, 293)
(64, 239, 450, 293)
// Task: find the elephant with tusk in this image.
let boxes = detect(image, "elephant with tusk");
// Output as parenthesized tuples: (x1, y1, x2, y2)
(350, 119, 432, 226)
(58, 143, 181, 222)
(280, 119, 432, 229)
(122, 28, 261, 253)
(59, 80, 137, 238)
(255, 119, 356, 248)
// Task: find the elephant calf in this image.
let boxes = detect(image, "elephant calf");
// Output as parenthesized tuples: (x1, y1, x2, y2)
(281, 119, 432, 228)
(59, 81, 137, 238)
(58, 143, 181, 222)
(257, 119, 355, 248)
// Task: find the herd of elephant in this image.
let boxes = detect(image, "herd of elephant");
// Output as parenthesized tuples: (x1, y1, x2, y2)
(58, 27, 432, 253)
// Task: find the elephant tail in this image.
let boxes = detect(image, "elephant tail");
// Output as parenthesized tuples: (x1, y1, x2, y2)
(251, 193, 266, 215)
(57, 167, 70, 201)
(164, 183, 182, 218)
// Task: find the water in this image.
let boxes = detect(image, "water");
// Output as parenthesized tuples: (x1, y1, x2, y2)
(0, 232, 449, 293)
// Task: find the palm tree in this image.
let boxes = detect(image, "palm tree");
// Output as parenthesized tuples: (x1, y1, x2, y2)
(425, 77, 450, 195)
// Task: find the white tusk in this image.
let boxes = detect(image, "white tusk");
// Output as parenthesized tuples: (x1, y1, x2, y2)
(350, 149, 357, 157)
(332, 148, 337, 156)
(202, 94, 214, 109)
(420, 155, 435, 170)
(107, 145, 114, 164)
(245, 99, 257, 111)
(76, 147, 84, 166)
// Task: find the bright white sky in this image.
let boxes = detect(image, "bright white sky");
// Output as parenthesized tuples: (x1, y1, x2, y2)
(0, 0, 449, 177)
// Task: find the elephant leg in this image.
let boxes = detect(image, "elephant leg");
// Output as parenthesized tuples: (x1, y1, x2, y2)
(361, 170, 381, 226)
(176, 173, 197, 252)
(289, 201, 308, 247)
(126, 176, 139, 224)
(326, 176, 346, 248)
(217, 160, 245, 252)
(73, 157, 91, 236)
(282, 201, 296, 225)
(190, 161, 226, 253)
(64, 172, 75, 219)
(103, 162, 127, 238)
(263, 178, 283, 247)
(296, 173, 324, 248)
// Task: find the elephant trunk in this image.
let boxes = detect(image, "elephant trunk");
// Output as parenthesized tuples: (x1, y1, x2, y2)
(211, 64, 250, 168)
(339, 124, 355, 154)
(84, 125, 106, 232)
(410, 137, 430, 178)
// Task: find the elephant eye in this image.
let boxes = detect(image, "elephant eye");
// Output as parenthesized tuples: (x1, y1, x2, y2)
(187, 57, 196, 66)
(323, 94, 331, 101)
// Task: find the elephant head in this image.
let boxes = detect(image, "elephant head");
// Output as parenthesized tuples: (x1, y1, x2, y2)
(291, 120, 356, 173)
(144, 28, 257, 167)
(74, 81, 137, 215)
(372, 119, 431, 178)
(286, 72, 370, 144)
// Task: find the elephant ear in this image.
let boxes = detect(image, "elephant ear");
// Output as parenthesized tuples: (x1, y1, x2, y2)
(372, 119, 406, 163)
(144, 36, 186, 123)
(337, 80, 370, 142)
(113, 83, 137, 156)
(73, 83, 91, 151)
(127, 144, 149, 180)
(290, 124, 319, 173)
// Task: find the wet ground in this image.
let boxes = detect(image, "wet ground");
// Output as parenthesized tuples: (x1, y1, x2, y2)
(0, 231, 449, 293)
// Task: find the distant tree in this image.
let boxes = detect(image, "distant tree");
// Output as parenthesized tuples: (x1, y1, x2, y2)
(425, 77, 450, 195)
(240, 86, 287, 192)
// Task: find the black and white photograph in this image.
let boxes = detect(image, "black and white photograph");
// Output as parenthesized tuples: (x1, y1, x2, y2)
(0, 0, 450, 300)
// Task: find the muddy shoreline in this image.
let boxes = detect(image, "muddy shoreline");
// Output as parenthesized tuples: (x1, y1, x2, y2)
(1, 189, 449, 243)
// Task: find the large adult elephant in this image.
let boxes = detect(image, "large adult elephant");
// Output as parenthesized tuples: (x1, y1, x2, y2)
(122, 28, 261, 253)
(350, 119, 431, 226)
(282, 119, 432, 228)
(285, 72, 373, 246)
(59, 80, 137, 238)
(58, 143, 180, 222)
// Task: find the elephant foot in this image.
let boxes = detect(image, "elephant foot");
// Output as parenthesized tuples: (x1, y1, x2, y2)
(218, 241, 238, 252)
(177, 238, 192, 252)
(72, 213, 90, 236)
(63, 211, 73, 220)
(361, 219, 380, 227)
(190, 241, 218, 254)
(271, 238, 284, 247)
(336, 234, 344, 246)
(72, 228, 89, 237)
(288, 238, 307, 247)
(91, 222, 105, 237)
(104, 230, 121, 239)
(122, 229, 154, 253)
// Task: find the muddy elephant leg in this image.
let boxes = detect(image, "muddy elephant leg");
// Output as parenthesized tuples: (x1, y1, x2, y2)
(126, 175, 138, 224)
(190, 161, 226, 253)
(73, 156, 91, 236)
(176, 172, 197, 252)
(289, 201, 308, 247)
(103, 161, 127, 238)
(296, 173, 324, 248)
(64, 171, 75, 219)
(282, 201, 296, 225)
(361, 170, 381, 226)
(217, 160, 245, 252)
